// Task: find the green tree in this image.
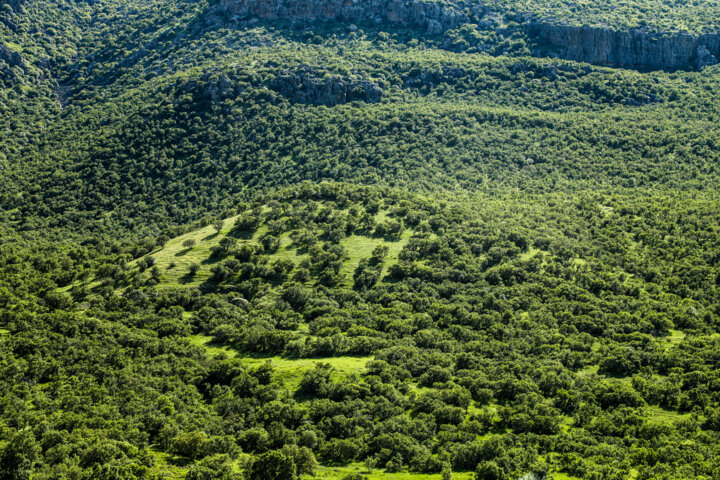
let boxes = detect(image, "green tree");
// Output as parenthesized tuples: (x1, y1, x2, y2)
(476, 461, 506, 480)
(249, 451, 296, 480)
(442, 462, 453, 480)
(185, 455, 236, 480)
(0, 430, 40, 480)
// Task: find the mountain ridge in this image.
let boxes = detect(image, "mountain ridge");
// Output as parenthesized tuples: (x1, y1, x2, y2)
(209, 0, 720, 70)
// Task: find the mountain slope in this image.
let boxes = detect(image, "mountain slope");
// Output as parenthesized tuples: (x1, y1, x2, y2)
(2, 1, 720, 480)
(5, 183, 717, 479)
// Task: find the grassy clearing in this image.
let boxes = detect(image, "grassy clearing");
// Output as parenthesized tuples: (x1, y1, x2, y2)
(554, 473, 584, 480)
(577, 364, 665, 386)
(598, 204, 614, 216)
(132, 214, 242, 288)
(188, 334, 237, 358)
(188, 334, 371, 391)
(645, 406, 693, 424)
(150, 455, 478, 480)
(339, 234, 391, 282)
(307, 463, 474, 480)
(577, 365, 600, 376)
(373, 211, 392, 224)
(466, 403, 501, 425)
(559, 415, 574, 433)
(382, 229, 413, 275)
(148, 450, 190, 479)
(408, 384, 436, 395)
(337, 213, 413, 284)
(572, 257, 588, 267)
(126, 208, 411, 290)
(241, 355, 373, 392)
(269, 232, 306, 265)
(663, 329, 686, 347)
(519, 247, 540, 261)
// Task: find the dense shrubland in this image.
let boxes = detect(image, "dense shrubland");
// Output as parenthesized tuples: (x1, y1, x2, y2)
(2, 1, 720, 479)
(5, 43, 720, 236)
(2, 2, 720, 239)
(2, 183, 720, 479)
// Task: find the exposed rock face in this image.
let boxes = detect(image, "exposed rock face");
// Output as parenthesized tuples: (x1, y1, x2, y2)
(171, 67, 382, 107)
(213, 0, 471, 34)
(271, 68, 382, 105)
(695, 44, 719, 69)
(213, 0, 720, 70)
(528, 23, 720, 71)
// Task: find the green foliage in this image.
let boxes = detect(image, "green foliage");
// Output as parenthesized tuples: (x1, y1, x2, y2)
(249, 451, 297, 480)
(185, 455, 238, 480)
(0, 430, 40, 480)
(3, 183, 720, 479)
(1, 1, 720, 479)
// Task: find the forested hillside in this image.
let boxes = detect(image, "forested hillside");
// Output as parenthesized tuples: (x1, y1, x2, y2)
(1, 1, 720, 480)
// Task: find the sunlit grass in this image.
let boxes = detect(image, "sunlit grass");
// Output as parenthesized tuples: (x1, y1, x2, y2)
(131, 214, 243, 288)
(188, 334, 372, 392)
(126, 208, 411, 290)
(338, 233, 409, 285)
(664, 329, 685, 347)
(240, 354, 373, 392)
(306, 462, 475, 480)
(644, 406, 694, 424)
(188, 334, 238, 358)
(148, 450, 190, 480)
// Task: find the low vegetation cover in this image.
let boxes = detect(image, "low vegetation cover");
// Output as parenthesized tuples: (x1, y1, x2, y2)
(1, 1, 720, 480)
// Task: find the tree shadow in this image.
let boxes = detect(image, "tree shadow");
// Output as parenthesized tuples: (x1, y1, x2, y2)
(228, 228, 256, 240)
(165, 454, 193, 468)
(379, 272, 401, 284)
(198, 275, 225, 292)
(293, 390, 316, 403)
(295, 243, 314, 255)
(178, 272, 197, 284)
(200, 254, 223, 265)
(370, 231, 404, 242)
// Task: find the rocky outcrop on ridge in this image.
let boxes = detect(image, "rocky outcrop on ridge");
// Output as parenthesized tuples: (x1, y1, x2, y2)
(211, 0, 720, 71)
(211, 0, 473, 34)
(170, 66, 382, 107)
(271, 68, 383, 106)
(528, 23, 720, 71)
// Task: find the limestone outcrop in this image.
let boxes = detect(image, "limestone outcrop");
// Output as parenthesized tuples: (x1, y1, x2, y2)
(211, 0, 720, 70)
(271, 68, 383, 106)
(527, 23, 720, 71)
(211, 0, 471, 34)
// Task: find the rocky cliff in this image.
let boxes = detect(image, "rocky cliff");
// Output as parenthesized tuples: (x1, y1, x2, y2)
(211, 0, 472, 34)
(528, 23, 720, 70)
(211, 0, 720, 70)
